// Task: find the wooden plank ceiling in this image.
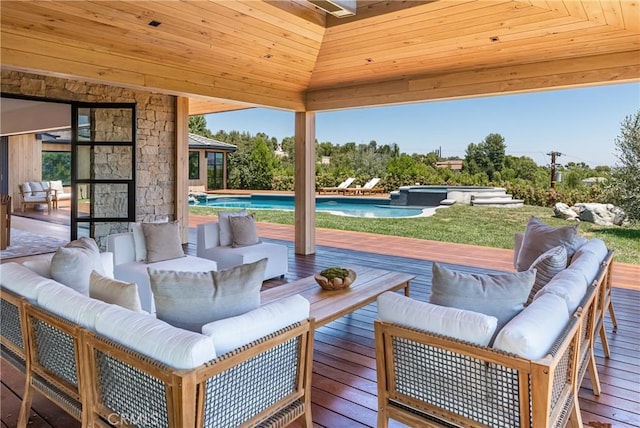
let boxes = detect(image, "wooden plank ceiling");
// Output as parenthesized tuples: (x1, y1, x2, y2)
(1, 0, 638, 114)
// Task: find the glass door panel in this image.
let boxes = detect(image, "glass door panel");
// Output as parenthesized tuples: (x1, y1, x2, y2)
(71, 103, 136, 245)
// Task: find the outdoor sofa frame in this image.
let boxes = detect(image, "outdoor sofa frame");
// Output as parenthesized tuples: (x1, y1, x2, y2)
(375, 249, 614, 428)
(1, 289, 315, 428)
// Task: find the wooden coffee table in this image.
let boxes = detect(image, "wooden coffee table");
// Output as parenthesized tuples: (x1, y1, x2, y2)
(261, 265, 414, 327)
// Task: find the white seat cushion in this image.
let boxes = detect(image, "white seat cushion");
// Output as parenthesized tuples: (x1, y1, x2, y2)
(493, 293, 569, 360)
(202, 294, 310, 355)
(37, 282, 113, 330)
(378, 291, 498, 346)
(95, 304, 216, 370)
(534, 268, 588, 314)
(0, 262, 60, 302)
(202, 242, 288, 280)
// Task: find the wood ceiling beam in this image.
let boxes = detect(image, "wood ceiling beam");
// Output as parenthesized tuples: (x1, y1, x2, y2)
(306, 50, 640, 111)
(0, 31, 306, 111)
(188, 99, 253, 116)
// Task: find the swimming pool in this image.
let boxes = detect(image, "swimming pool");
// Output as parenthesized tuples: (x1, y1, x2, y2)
(191, 194, 428, 218)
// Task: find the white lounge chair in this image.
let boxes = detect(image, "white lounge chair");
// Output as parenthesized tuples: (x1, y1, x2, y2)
(343, 177, 384, 195)
(319, 177, 355, 194)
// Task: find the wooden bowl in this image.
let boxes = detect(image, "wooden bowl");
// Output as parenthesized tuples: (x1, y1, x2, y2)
(314, 269, 356, 291)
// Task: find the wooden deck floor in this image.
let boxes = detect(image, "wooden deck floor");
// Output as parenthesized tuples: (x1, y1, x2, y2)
(1, 215, 638, 427)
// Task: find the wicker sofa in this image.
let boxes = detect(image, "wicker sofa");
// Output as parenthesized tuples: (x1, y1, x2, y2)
(0, 261, 314, 428)
(375, 233, 614, 428)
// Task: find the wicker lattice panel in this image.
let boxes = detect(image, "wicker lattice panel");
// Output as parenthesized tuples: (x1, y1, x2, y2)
(392, 337, 521, 427)
(1, 298, 23, 350)
(203, 336, 301, 428)
(96, 351, 169, 427)
(34, 320, 77, 387)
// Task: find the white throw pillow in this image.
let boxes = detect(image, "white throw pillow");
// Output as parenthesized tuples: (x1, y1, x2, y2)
(202, 294, 310, 355)
(148, 258, 267, 332)
(21, 182, 32, 195)
(29, 181, 48, 197)
(89, 270, 143, 312)
(50, 237, 104, 295)
(430, 262, 535, 334)
(49, 180, 64, 192)
(377, 291, 498, 346)
(23, 252, 114, 279)
(526, 245, 567, 305)
(218, 209, 248, 247)
(141, 221, 185, 263)
(515, 216, 579, 271)
(493, 293, 569, 360)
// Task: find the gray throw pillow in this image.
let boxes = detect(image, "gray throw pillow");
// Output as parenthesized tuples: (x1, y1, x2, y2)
(430, 262, 535, 333)
(218, 209, 248, 247)
(50, 237, 104, 295)
(148, 258, 267, 332)
(142, 222, 186, 263)
(229, 214, 260, 247)
(515, 216, 579, 272)
(526, 245, 567, 305)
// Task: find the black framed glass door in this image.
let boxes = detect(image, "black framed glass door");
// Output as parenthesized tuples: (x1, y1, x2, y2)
(71, 103, 136, 241)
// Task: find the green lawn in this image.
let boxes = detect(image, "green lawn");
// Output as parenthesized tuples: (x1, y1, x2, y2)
(190, 204, 639, 265)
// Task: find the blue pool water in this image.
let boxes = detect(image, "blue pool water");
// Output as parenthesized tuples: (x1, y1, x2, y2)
(191, 195, 426, 218)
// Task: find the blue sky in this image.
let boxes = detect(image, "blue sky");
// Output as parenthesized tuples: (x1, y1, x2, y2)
(206, 82, 640, 168)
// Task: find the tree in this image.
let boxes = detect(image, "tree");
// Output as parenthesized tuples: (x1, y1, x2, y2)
(611, 110, 640, 221)
(463, 133, 506, 181)
(248, 136, 279, 189)
(484, 133, 506, 180)
(188, 115, 214, 138)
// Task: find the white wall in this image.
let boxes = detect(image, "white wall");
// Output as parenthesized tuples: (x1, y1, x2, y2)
(1, 98, 71, 136)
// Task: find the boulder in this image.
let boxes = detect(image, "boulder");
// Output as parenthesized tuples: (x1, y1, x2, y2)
(553, 203, 579, 221)
(573, 203, 627, 226)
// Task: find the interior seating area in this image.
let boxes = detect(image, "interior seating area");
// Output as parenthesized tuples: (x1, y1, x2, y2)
(17, 181, 71, 213)
(17, 182, 52, 213)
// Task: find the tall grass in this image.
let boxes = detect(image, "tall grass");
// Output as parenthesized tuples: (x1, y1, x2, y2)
(190, 204, 639, 264)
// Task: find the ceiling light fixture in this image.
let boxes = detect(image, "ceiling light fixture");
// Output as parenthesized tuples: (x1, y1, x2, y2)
(308, 0, 356, 18)
(148, 20, 161, 27)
